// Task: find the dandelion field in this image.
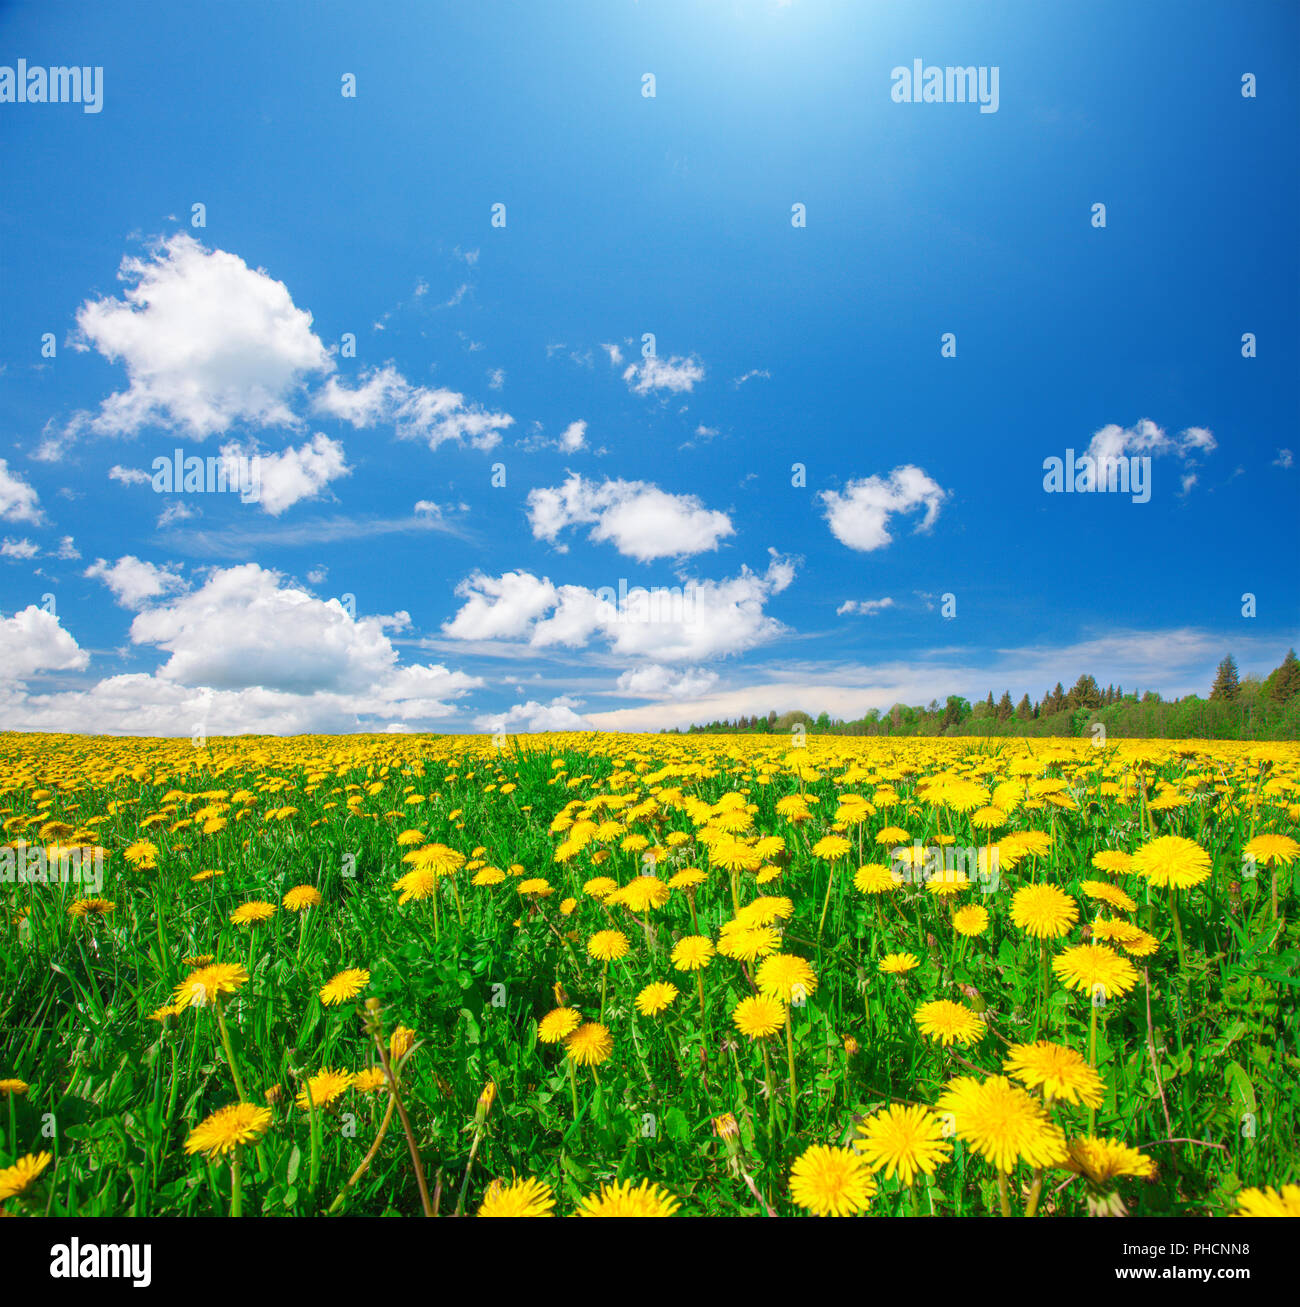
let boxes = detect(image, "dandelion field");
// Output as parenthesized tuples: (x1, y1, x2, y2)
(2, 731, 1298, 1220)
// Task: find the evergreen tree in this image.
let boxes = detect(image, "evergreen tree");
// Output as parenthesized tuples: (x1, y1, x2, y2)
(996, 691, 1014, 720)
(1066, 674, 1103, 710)
(1265, 648, 1300, 702)
(1210, 655, 1241, 702)
(1014, 693, 1033, 719)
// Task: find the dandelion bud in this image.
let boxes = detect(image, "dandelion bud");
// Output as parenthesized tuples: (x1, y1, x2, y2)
(264, 1084, 283, 1105)
(390, 1025, 415, 1061)
(365, 996, 382, 1014)
(843, 1036, 860, 1057)
(475, 1079, 497, 1126)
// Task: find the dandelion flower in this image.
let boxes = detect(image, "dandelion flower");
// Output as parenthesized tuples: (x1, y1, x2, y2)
(296, 1067, 353, 1110)
(538, 1007, 582, 1043)
(577, 1178, 680, 1217)
(1080, 880, 1136, 913)
(1131, 835, 1211, 890)
(952, 904, 990, 937)
(565, 1022, 614, 1067)
(732, 994, 786, 1040)
(879, 952, 920, 975)
(0, 1151, 52, 1201)
(1052, 944, 1138, 1000)
(634, 982, 679, 1017)
(671, 935, 715, 971)
(172, 962, 248, 1009)
(755, 953, 817, 1004)
(320, 968, 370, 1006)
(283, 884, 322, 911)
(230, 900, 276, 926)
(936, 1075, 1067, 1173)
(789, 1144, 875, 1217)
(914, 999, 985, 1046)
(478, 1176, 556, 1217)
(1010, 884, 1078, 939)
(1233, 1184, 1300, 1217)
(1003, 1041, 1104, 1107)
(855, 1105, 952, 1186)
(1063, 1136, 1155, 1184)
(184, 1102, 273, 1158)
(854, 864, 897, 894)
(587, 930, 629, 962)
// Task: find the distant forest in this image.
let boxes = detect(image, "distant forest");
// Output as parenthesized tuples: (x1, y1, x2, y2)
(666, 650, 1300, 740)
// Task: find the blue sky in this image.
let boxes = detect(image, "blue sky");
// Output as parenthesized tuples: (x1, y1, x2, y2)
(1, 0, 1296, 735)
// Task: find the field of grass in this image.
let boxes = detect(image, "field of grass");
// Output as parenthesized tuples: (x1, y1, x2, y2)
(1, 731, 1298, 1218)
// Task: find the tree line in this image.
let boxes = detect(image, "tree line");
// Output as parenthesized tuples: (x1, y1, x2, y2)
(666, 649, 1300, 740)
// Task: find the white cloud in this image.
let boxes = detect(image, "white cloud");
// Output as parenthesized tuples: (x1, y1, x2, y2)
(85, 555, 187, 609)
(486, 367, 505, 391)
(157, 501, 196, 528)
(70, 234, 333, 439)
(600, 343, 623, 367)
(313, 364, 514, 452)
(1, 538, 39, 560)
(0, 605, 89, 680)
(821, 466, 949, 552)
(221, 433, 349, 516)
(2, 563, 482, 735)
(622, 354, 704, 396)
(108, 465, 152, 487)
(558, 420, 587, 452)
(615, 664, 720, 698)
(733, 368, 770, 386)
(1085, 419, 1215, 463)
(1274, 448, 1294, 469)
(475, 695, 592, 733)
(527, 473, 733, 561)
(54, 536, 80, 560)
(837, 596, 895, 617)
(444, 552, 793, 663)
(0, 459, 42, 523)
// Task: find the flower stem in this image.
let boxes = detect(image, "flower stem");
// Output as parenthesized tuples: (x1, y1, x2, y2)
(214, 999, 248, 1102)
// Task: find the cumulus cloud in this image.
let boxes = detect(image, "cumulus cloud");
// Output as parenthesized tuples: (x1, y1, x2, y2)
(443, 552, 793, 663)
(108, 465, 153, 487)
(0, 605, 89, 680)
(622, 354, 705, 396)
(821, 465, 948, 552)
(837, 596, 895, 617)
(600, 343, 623, 367)
(1273, 448, 1293, 469)
(1085, 419, 1216, 464)
(4, 563, 482, 734)
(1, 538, 39, 560)
(313, 364, 514, 452)
(0, 459, 42, 523)
(69, 234, 333, 440)
(526, 473, 733, 561)
(475, 695, 593, 733)
(557, 420, 587, 452)
(220, 433, 350, 516)
(85, 555, 187, 609)
(615, 664, 721, 698)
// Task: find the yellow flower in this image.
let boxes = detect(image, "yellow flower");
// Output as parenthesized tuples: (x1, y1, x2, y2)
(952, 904, 990, 936)
(296, 1067, 353, 1110)
(565, 1023, 614, 1067)
(184, 1102, 273, 1158)
(68, 897, 115, 918)
(1063, 1136, 1155, 1184)
(789, 1144, 875, 1217)
(732, 994, 786, 1039)
(587, 929, 629, 963)
(1242, 833, 1299, 867)
(478, 1176, 556, 1217)
(1233, 1184, 1300, 1217)
(230, 900, 276, 926)
(1003, 1041, 1105, 1107)
(634, 982, 679, 1017)
(1010, 884, 1078, 939)
(755, 953, 817, 1004)
(538, 1007, 582, 1043)
(879, 952, 920, 974)
(0, 1079, 29, 1095)
(577, 1178, 680, 1216)
(936, 1075, 1067, 1173)
(172, 962, 248, 1009)
(319, 967, 370, 1006)
(1131, 835, 1211, 890)
(352, 1067, 388, 1093)
(1052, 944, 1139, 1000)
(671, 935, 715, 971)
(914, 999, 985, 1046)
(390, 1025, 416, 1061)
(855, 1105, 952, 1186)
(0, 1151, 52, 1201)
(283, 884, 323, 911)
